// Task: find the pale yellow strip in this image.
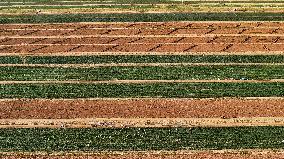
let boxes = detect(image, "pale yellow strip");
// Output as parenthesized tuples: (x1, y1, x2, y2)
(1, 149, 284, 156)
(0, 51, 283, 56)
(1, 117, 284, 128)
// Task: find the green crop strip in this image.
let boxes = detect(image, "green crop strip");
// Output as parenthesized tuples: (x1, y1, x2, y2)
(1, 127, 284, 151)
(2, 55, 284, 64)
(0, 83, 284, 98)
(0, 65, 283, 81)
(0, 56, 21, 64)
(25, 55, 284, 64)
(1, 13, 284, 23)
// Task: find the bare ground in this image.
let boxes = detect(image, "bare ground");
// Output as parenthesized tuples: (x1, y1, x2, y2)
(2, 117, 284, 128)
(2, 98, 284, 119)
(1, 150, 284, 159)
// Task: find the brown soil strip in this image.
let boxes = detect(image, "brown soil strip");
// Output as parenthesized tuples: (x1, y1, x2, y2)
(2, 21, 284, 26)
(3, 44, 284, 54)
(0, 79, 283, 84)
(2, 34, 284, 39)
(1, 150, 284, 159)
(0, 63, 283, 68)
(9, 42, 281, 46)
(2, 98, 284, 119)
(0, 51, 283, 56)
(2, 117, 284, 128)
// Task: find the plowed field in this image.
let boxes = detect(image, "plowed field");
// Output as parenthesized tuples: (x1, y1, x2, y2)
(1, 22, 284, 55)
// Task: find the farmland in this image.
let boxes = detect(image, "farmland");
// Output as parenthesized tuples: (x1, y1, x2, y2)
(2, 0, 284, 159)
(1, 127, 284, 151)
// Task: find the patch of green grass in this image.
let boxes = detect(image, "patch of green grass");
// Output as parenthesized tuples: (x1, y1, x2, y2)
(1, 13, 284, 23)
(0, 65, 283, 81)
(1, 127, 284, 151)
(0, 82, 284, 98)
(0, 56, 21, 64)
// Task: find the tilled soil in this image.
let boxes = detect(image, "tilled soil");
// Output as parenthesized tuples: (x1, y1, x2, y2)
(2, 98, 284, 119)
(1, 22, 284, 55)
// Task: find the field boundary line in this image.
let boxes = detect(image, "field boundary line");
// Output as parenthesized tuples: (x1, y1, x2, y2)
(0, 79, 284, 84)
(1, 63, 284, 68)
(2, 117, 284, 128)
(3, 26, 284, 30)
(0, 51, 283, 56)
(4, 42, 284, 47)
(1, 149, 284, 156)
(0, 97, 284, 101)
(3, 21, 284, 25)
(3, 34, 284, 38)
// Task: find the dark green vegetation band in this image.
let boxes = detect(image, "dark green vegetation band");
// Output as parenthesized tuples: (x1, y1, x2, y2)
(3, 55, 284, 64)
(1, 127, 284, 151)
(1, 13, 284, 23)
(1, 65, 284, 81)
(1, 83, 284, 98)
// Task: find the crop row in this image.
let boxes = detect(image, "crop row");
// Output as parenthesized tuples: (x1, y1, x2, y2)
(1, 13, 284, 23)
(1, 55, 284, 64)
(1, 83, 284, 98)
(0, 65, 284, 81)
(1, 127, 284, 151)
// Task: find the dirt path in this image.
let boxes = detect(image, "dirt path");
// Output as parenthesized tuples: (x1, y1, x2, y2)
(3, 42, 284, 46)
(0, 51, 283, 56)
(2, 117, 284, 128)
(2, 34, 284, 38)
(2, 150, 284, 159)
(2, 98, 284, 119)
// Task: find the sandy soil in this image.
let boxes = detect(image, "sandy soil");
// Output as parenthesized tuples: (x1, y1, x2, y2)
(2, 98, 284, 119)
(2, 150, 284, 159)
(2, 117, 284, 128)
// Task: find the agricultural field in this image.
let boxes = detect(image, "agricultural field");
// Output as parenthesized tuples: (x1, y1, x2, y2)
(2, 0, 284, 159)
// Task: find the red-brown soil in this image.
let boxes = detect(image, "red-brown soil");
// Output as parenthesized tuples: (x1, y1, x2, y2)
(153, 44, 197, 52)
(2, 22, 284, 54)
(1, 98, 284, 119)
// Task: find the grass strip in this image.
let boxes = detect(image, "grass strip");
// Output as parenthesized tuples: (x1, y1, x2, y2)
(1, 13, 284, 23)
(1, 127, 284, 151)
(0, 65, 284, 81)
(25, 55, 284, 64)
(0, 82, 284, 98)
